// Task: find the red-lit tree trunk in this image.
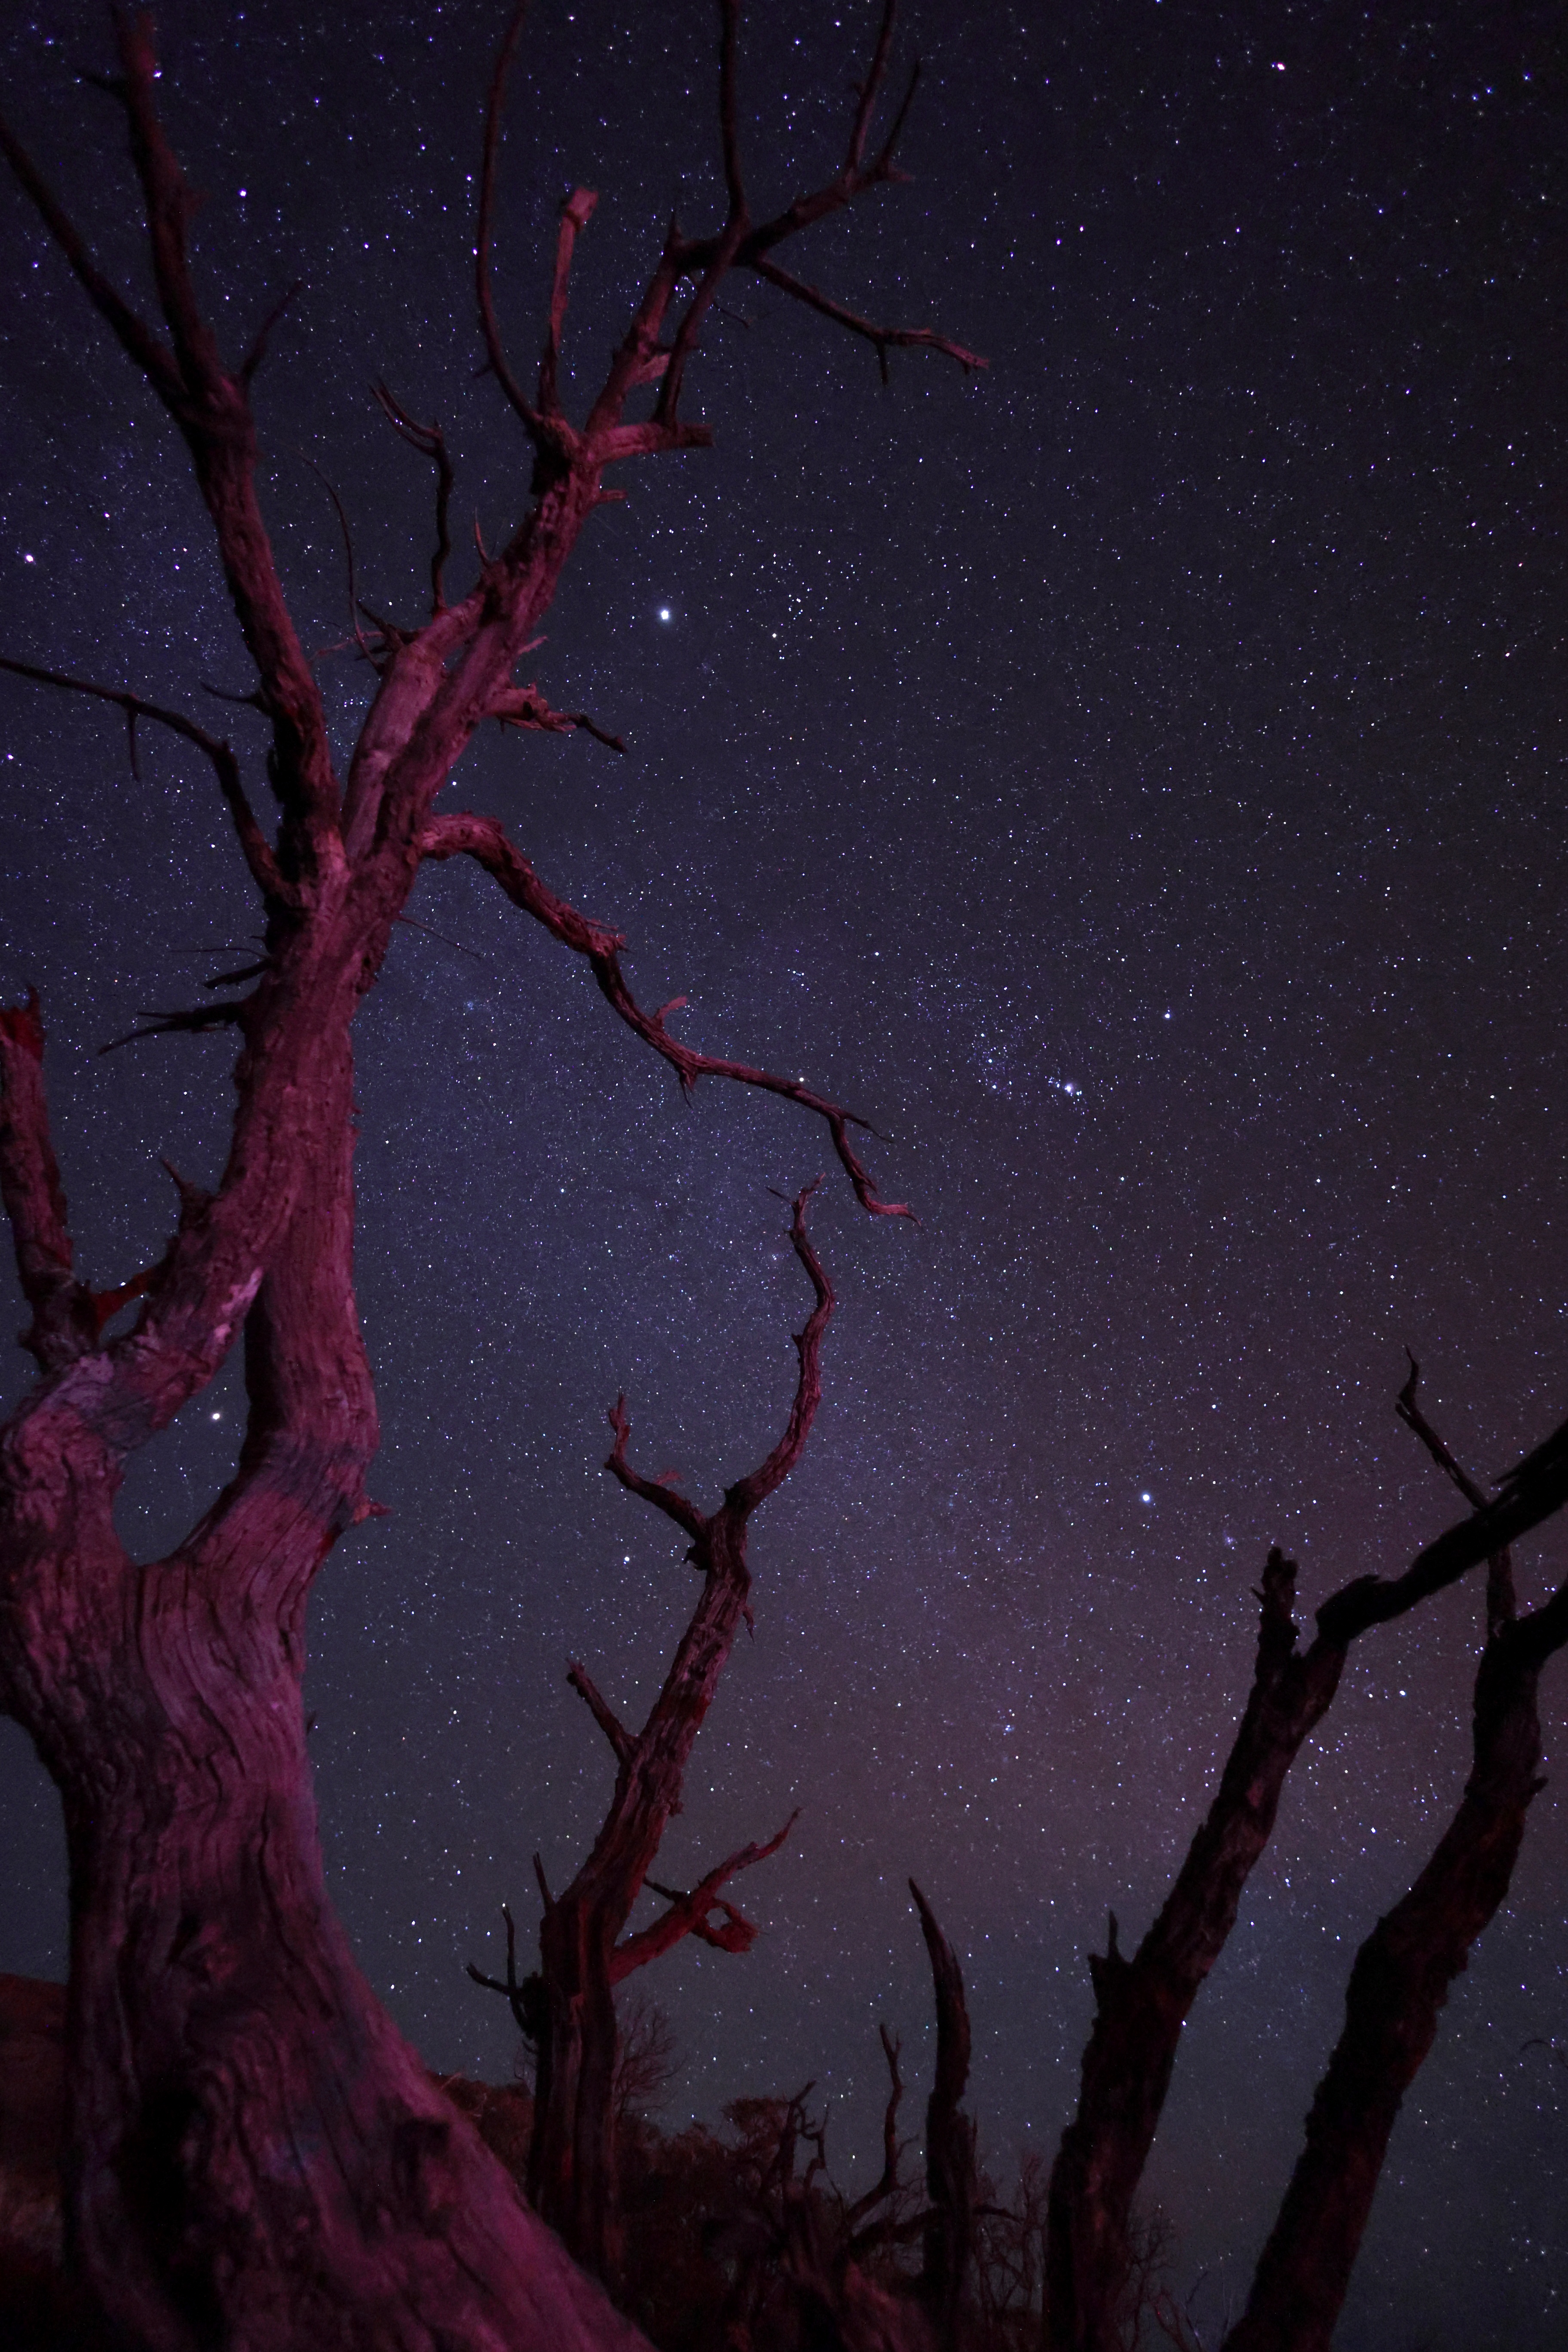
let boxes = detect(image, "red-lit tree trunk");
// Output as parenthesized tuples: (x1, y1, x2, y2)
(472, 1189, 830, 2284)
(0, 7, 977, 2343)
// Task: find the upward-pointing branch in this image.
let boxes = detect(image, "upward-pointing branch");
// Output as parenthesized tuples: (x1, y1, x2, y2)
(0, 18, 339, 861)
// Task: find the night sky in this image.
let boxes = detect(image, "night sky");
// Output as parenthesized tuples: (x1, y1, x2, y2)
(2, 3, 1566, 2345)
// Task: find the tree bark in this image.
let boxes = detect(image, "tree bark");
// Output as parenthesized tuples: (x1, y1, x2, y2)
(0, 7, 978, 2340)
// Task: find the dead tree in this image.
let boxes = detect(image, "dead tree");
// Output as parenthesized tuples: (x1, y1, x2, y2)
(1222, 1377, 1568, 2352)
(0, 7, 978, 2345)
(910, 1881, 978, 2349)
(1045, 1373, 1568, 2352)
(469, 1184, 830, 2284)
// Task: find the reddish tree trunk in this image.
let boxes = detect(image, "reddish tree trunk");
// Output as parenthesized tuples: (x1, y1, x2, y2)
(0, 6, 977, 2340)
(472, 1189, 829, 2282)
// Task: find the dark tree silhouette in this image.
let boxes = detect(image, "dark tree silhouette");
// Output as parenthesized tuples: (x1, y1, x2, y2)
(1045, 1364, 1568, 2352)
(0, 6, 978, 2345)
(469, 1183, 831, 2285)
(1222, 1378, 1568, 2352)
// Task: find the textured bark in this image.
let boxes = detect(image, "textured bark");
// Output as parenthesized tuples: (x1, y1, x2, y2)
(471, 1188, 831, 2284)
(0, 7, 976, 2342)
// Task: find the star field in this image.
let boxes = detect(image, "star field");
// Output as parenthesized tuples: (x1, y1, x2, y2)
(1, 5, 1566, 2346)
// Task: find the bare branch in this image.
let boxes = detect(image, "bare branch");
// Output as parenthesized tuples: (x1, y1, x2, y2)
(3, 22, 340, 854)
(539, 189, 599, 418)
(726, 1179, 834, 1516)
(1396, 1352, 1516, 1634)
(910, 1878, 977, 2339)
(0, 108, 178, 400)
(654, 1, 750, 428)
(465, 1902, 537, 2045)
(604, 1395, 707, 1543)
(0, 655, 288, 905)
(610, 1811, 799, 1978)
(488, 681, 625, 753)
(654, 0, 985, 397)
(567, 1659, 634, 1765)
(750, 252, 986, 385)
(371, 383, 456, 612)
(0, 993, 97, 1369)
(418, 810, 912, 1217)
(844, 0, 901, 176)
(1225, 1569, 1568, 2352)
(475, 2, 552, 449)
(845, 2022, 906, 2233)
(99, 1001, 248, 1055)
(1395, 1352, 1488, 1513)
(238, 279, 303, 387)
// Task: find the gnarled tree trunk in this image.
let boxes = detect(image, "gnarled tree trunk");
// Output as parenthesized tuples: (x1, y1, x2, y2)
(0, 4, 977, 2340)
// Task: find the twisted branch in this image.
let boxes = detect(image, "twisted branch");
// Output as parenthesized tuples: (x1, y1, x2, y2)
(419, 811, 910, 1217)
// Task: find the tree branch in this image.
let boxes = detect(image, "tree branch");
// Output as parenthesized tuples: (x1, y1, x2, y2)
(611, 1811, 799, 1978)
(1226, 1577, 1568, 2352)
(845, 2022, 906, 2235)
(568, 1660, 634, 1766)
(418, 810, 911, 1217)
(749, 252, 986, 385)
(0, 993, 97, 1369)
(0, 656, 288, 905)
(371, 383, 456, 614)
(911, 1878, 977, 2342)
(604, 1396, 708, 1544)
(726, 1179, 834, 1515)
(2, 21, 340, 858)
(488, 681, 625, 753)
(475, 1, 552, 450)
(539, 189, 599, 418)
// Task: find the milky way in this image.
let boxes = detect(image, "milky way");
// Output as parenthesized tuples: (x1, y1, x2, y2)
(1, 6, 1565, 2346)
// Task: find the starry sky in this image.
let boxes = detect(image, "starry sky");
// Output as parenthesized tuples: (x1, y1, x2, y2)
(1, 3, 1566, 2345)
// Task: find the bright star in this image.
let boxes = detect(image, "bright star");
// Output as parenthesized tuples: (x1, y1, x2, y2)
(657, 606, 672, 622)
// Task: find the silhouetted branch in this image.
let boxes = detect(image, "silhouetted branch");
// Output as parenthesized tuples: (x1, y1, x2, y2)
(568, 1660, 634, 1765)
(419, 811, 910, 1217)
(0, 656, 287, 904)
(372, 382, 456, 613)
(0, 18, 340, 858)
(911, 1879, 977, 2344)
(475, 0, 551, 450)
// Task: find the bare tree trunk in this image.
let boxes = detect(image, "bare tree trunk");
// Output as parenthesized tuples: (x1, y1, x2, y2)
(0, 6, 977, 2340)
(910, 1883, 976, 2350)
(473, 1189, 830, 2283)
